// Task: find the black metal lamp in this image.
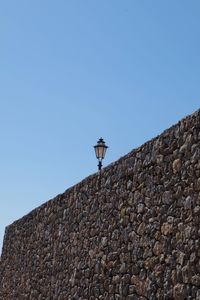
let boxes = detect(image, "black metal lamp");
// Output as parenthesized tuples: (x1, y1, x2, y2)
(94, 138, 108, 171)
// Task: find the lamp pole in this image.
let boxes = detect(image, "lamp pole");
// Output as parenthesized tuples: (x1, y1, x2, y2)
(98, 160, 102, 171)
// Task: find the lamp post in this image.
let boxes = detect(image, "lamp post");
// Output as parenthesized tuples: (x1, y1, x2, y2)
(94, 138, 108, 171)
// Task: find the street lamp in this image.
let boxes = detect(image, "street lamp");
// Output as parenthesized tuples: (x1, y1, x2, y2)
(94, 138, 108, 171)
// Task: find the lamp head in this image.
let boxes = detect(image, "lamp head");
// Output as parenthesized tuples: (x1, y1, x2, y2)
(94, 137, 108, 160)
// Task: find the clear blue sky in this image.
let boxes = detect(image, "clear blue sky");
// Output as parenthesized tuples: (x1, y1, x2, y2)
(0, 0, 200, 251)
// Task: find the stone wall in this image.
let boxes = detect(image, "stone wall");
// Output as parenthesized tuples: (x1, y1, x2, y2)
(1, 109, 200, 300)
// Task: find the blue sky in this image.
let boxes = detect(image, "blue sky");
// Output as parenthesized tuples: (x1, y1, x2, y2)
(0, 0, 200, 251)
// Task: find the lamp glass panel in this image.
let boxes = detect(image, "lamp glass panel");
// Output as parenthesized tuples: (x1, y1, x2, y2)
(94, 146, 100, 159)
(102, 147, 108, 159)
(98, 145, 105, 159)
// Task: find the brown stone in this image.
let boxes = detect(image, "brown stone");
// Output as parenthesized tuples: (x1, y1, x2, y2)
(161, 223, 173, 235)
(131, 275, 148, 297)
(153, 242, 163, 256)
(172, 159, 182, 173)
(173, 284, 186, 300)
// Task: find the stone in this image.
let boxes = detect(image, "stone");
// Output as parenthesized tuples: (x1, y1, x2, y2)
(127, 180, 132, 190)
(167, 216, 174, 223)
(156, 154, 164, 164)
(182, 264, 192, 283)
(128, 231, 138, 243)
(176, 251, 185, 266)
(137, 222, 146, 236)
(184, 196, 192, 209)
(153, 242, 163, 256)
(131, 276, 147, 297)
(162, 191, 173, 205)
(184, 225, 192, 239)
(173, 284, 186, 300)
(137, 203, 145, 213)
(161, 223, 173, 235)
(194, 206, 200, 214)
(172, 159, 182, 174)
(89, 249, 95, 259)
(196, 178, 200, 191)
(191, 275, 200, 286)
(101, 237, 108, 247)
(119, 263, 126, 274)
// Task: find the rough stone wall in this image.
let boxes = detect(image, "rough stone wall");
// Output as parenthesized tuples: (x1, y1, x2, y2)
(1, 109, 200, 300)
